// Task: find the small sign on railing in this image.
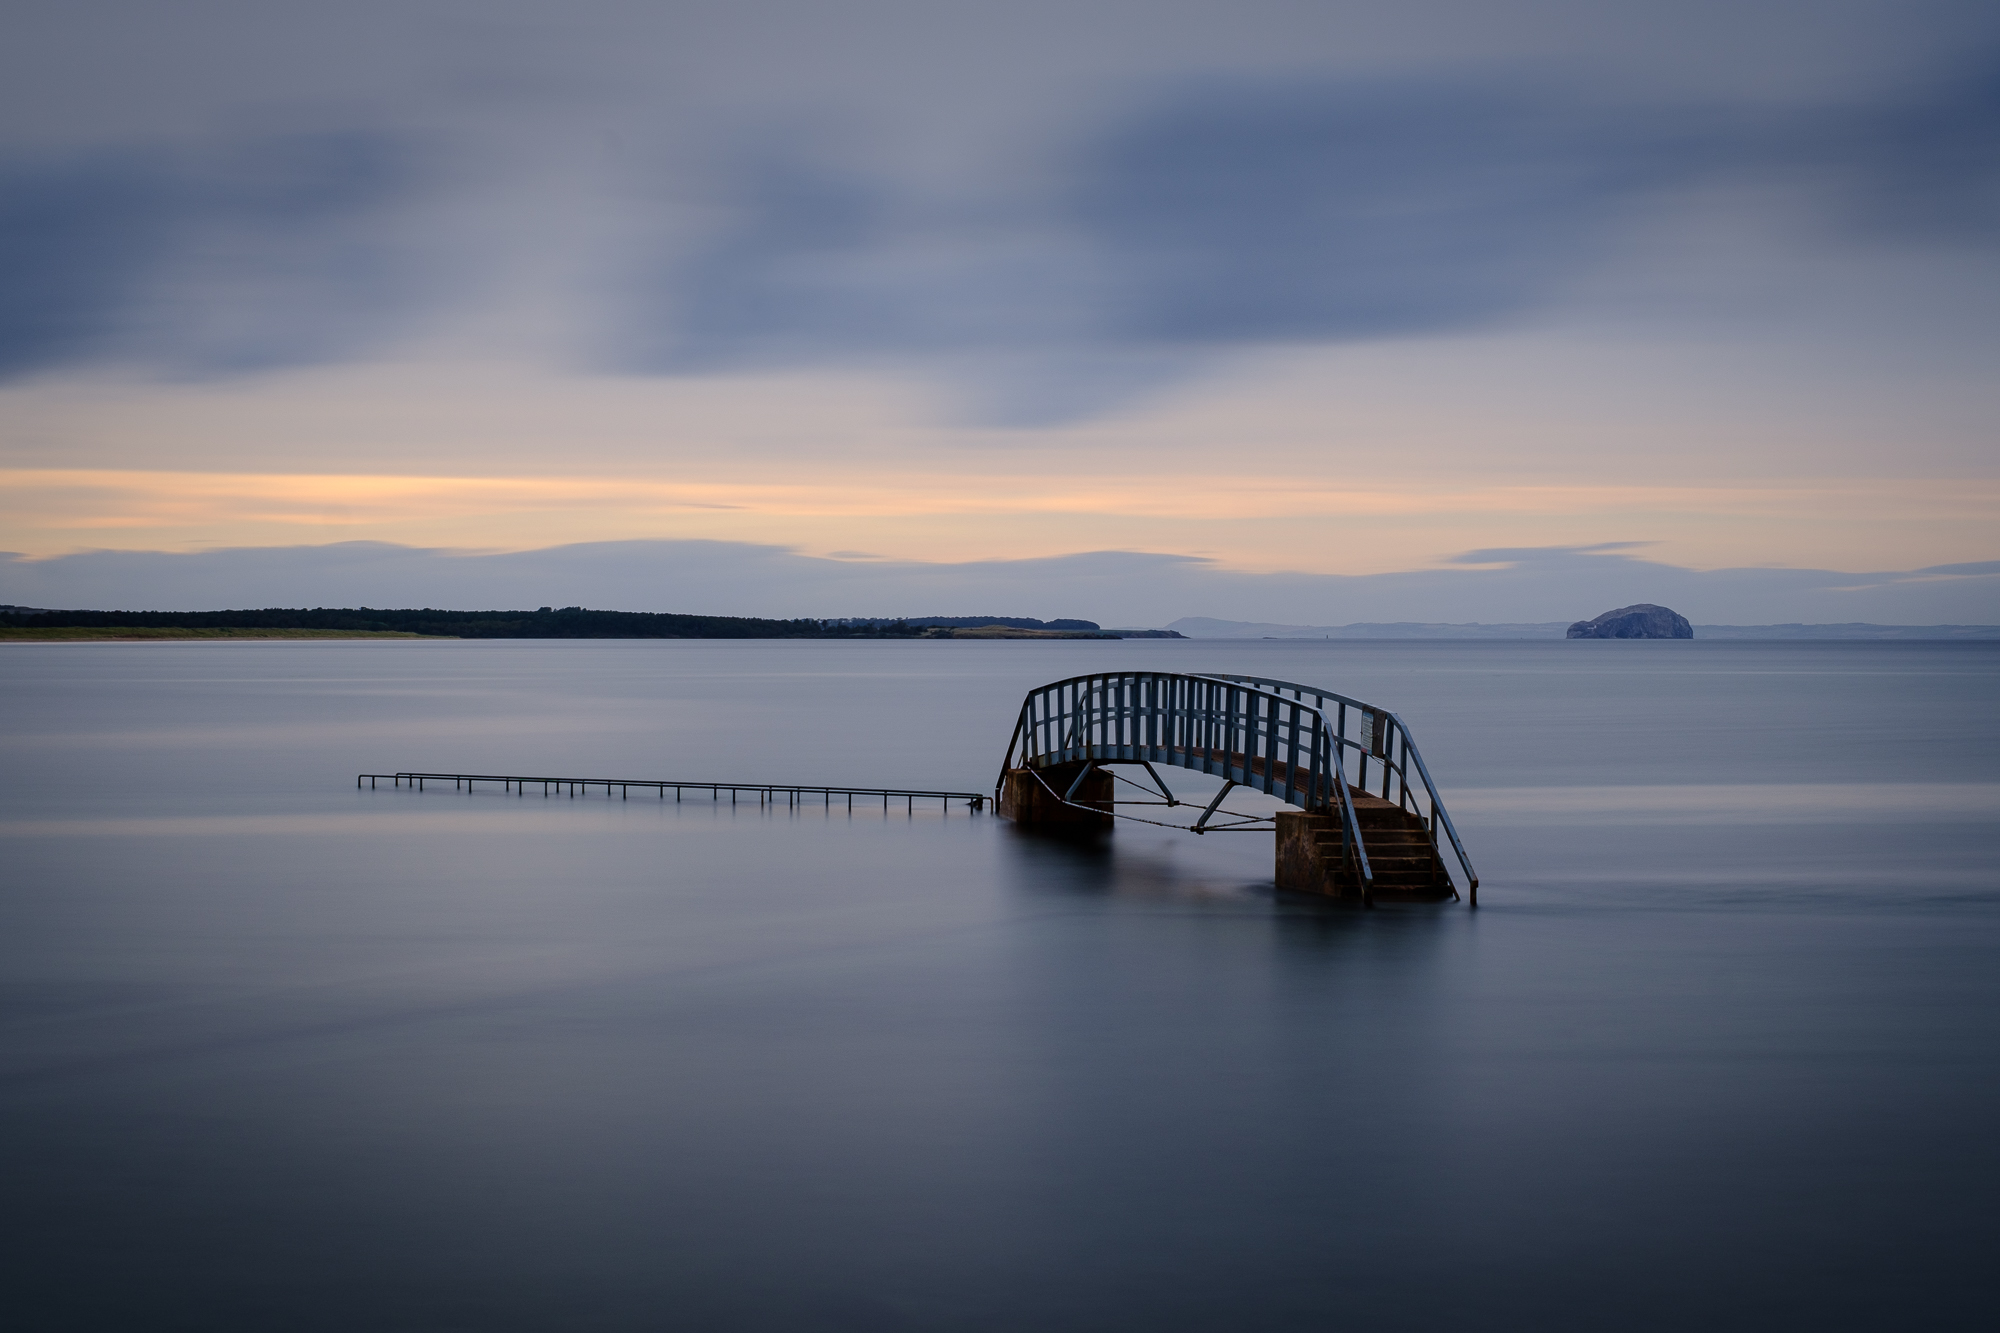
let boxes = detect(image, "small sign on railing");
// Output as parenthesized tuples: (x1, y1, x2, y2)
(1361, 708, 1388, 758)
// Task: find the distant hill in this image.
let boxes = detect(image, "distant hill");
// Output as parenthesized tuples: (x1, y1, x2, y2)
(0, 607, 922, 639)
(0, 607, 1172, 640)
(1165, 617, 1571, 639)
(1692, 623, 2000, 640)
(17, 605, 1984, 642)
(926, 625, 1112, 640)
(835, 616, 1102, 631)
(1163, 617, 2000, 640)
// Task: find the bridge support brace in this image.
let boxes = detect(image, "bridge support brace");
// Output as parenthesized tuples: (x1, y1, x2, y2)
(998, 763, 1113, 832)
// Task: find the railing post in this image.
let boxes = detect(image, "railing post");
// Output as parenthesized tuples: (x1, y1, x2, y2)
(1225, 684, 1237, 782)
(1284, 701, 1301, 806)
(1356, 710, 1368, 791)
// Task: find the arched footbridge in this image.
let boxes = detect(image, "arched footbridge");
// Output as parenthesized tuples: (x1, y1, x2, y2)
(996, 672, 1478, 906)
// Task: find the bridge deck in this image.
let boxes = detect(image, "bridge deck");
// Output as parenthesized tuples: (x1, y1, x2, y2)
(1028, 745, 1325, 798)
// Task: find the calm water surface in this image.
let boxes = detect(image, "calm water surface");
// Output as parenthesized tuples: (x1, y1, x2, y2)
(3, 640, 1997, 1330)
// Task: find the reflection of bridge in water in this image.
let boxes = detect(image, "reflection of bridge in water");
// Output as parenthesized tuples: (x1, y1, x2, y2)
(996, 672, 1477, 907)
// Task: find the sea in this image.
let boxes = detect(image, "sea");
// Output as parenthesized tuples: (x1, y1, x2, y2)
(3, 639, 1997, 1331)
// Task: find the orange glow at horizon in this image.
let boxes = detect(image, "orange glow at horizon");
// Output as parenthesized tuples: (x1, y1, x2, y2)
(4, 467, 1994, 576)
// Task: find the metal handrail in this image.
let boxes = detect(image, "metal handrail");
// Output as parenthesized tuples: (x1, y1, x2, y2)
(1195, 673, 1411, 801)
(1193, 674, 1478, 902)
(1379, 716, 1478, 905)
(998, 671, 1333, 802)
(1313, 719, 1374, 897)
(359, 771, 985, 811)
(994, 671, 1380, 899)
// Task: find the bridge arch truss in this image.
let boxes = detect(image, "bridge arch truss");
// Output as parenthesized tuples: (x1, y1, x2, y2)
(996, 671, 1477, 903)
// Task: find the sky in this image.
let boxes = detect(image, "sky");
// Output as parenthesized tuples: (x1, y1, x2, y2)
(2, 0, 1997, 622)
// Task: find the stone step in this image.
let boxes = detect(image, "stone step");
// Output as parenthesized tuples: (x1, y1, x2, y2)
(1350, 805, 1424, 819)
(1317, 828, 1430, 846)
(1369, 868, 1446, 886)
(1315, 852, 1442, 880)
(1316, 852, 1438, 874)
(1277, 807, 1456, 902)
(1314, 836, 1433, 855)
(1362, 856, 1441, 873)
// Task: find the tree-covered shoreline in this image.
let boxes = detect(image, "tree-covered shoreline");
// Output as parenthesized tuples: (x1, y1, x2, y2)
(0, 606, 923, 639)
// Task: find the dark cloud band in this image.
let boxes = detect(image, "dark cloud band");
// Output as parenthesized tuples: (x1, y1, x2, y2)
(2, 51, 1995, 412)
(629, 55, 2000, 418)
(0, 133, 424, 380)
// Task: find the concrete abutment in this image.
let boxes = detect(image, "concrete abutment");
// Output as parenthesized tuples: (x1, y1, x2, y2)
(997, 763, 1113, 832)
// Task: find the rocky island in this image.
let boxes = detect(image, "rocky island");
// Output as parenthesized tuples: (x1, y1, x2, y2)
(1566, 604, 1694, 639)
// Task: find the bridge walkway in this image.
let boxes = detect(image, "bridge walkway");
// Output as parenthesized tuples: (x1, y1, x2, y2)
(996, 670, 1477, 906)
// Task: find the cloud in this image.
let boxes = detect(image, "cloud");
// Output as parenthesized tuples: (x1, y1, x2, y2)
(0, 132, 428, 381)
(624, 54, 2000, 420)
(620, 78, 1683, 416)
(4, 540, 1995, 627)
(1808, 55, 2000, 244)
(1446, 542, 1655, 566)
(612, 141, 1188, 423)
(1068, 79, 1683, 346)
(2, 40, 1994, 415)
(1918, 560, 2000, 576)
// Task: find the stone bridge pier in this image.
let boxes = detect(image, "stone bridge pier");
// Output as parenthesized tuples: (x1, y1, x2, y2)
(997, 762, 1112, 832)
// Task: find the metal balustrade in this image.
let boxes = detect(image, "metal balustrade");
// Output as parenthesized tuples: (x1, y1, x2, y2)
(1196, 674, 1478, 900)
(995, 671, 1477, 902)
(358, 772, 984, 812)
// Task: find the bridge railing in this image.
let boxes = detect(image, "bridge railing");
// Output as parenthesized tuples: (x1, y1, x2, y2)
(996, 671, 1377, 894)
(1194, 674, 1478, 896)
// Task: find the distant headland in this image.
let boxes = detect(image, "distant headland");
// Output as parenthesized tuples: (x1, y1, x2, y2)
(10, 604, 1994, 642)
(0, 606, 1184, 641)
(1158, 616, 2000, 640)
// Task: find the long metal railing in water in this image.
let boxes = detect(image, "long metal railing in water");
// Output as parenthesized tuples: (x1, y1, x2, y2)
(359, 772, 985, 812)
(994, 671, 1478, 904)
